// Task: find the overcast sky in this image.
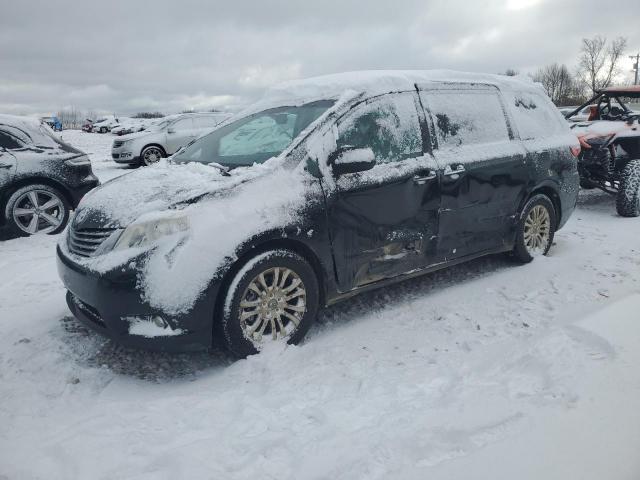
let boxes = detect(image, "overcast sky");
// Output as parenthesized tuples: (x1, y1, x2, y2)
(1, 0, 639, 117)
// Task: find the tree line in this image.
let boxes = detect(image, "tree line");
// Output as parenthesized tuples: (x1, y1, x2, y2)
(506, 35, 631, 106)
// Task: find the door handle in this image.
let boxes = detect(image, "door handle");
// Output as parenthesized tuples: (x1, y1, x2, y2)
(443, 164, 465, 176)
(0, 163, 13, 169)
(413, 171, 437, 185)
(443, 164, 465, 179)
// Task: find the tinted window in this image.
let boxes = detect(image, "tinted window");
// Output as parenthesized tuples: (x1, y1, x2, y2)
(336, 93, 422, 163)
(172, 100, 334, 167)
(0, 131, 22, 149)
(509, 92, 568, 140)
(422, 90, 509, 148)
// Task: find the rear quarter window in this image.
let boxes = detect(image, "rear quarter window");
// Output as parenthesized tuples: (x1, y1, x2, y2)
(508, 91, 567, 140)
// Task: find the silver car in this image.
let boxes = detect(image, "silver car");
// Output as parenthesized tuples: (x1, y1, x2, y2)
(111, 113, 230, 166)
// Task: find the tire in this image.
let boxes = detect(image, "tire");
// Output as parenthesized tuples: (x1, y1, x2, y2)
(140, 145, 165, 166)
(579, 178, 596, 190)
(616, 160, 640, 217)
(4, 184, 70, 236)
(221, 249, 320, 358)
(512, 194, 557, 263)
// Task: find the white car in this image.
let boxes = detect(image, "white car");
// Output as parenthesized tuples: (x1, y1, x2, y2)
(111, 112, 230, 166)
(92, 116, 120, 133)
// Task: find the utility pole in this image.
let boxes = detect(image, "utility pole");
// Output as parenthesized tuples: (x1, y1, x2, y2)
(631, 53, 640, 85)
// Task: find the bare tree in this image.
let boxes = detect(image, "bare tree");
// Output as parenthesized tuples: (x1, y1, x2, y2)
(502, 68, 519, 77)
(578, 35, 628, 95)
(532, 63, 582, 105)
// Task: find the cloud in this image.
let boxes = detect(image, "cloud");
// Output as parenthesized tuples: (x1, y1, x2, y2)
(0, 0, 638, 116)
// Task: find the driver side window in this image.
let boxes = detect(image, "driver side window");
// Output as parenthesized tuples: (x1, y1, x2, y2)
(336, 93, 423, 164)
(0, 130, 22, 150)
(171, 118, 193, 131)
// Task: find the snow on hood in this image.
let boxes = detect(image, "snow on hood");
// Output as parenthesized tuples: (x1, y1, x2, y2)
(73, 159, 281, 229)
(67, 157, 312, 314)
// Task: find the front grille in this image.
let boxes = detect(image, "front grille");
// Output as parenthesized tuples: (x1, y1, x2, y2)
(68, 227, 116, 257)
(113, 140, 124, 148)
(71, 294, 106, 327)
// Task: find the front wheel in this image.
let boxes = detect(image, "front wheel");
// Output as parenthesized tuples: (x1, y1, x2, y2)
(221, 249, 320, 358)
(4, 184, 70, 236)
(616, 160, 640, 217)
(512, 194, 557, 263)
(140, 145, 165, 166)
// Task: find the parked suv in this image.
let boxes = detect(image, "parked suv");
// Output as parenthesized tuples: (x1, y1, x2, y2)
(0, 115, 98, 236)
(111, 112, 231, 166)
(57, 71, 579, 356)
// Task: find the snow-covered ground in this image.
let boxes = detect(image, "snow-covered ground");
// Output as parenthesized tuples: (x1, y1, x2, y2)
(1, 131, 639, 479)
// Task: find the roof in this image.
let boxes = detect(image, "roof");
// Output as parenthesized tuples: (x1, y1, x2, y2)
(263, 70, 543, 103)
(599, 85, 640, 95)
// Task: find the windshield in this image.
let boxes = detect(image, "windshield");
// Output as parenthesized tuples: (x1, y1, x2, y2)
(172, 100, 334, 168)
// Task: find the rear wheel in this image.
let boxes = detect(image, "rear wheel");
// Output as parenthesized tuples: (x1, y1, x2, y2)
(512, 194, 556, 263)
(141, 145, 165, 166)
(4, 184, 70, 236)
(221, 249, 320, 358)
(616, 160, 640, 217)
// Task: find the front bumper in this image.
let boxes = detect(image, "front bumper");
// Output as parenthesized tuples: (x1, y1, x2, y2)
(57, 245, 216, 352)
(111, 148, 139, 164)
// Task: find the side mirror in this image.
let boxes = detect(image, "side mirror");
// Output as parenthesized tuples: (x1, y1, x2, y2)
(167, 127, 176, 134)
(330, 146, 376, 176)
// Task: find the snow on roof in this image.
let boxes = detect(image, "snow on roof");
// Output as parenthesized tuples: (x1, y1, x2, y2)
(0, 113, 44, 130)
(263, 69, 542, 104)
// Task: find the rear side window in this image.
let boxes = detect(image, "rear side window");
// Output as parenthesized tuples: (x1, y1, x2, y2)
(336, 92, 423, 163)
(421, 90, 510, 149)
(0, 130, 23, 149)
(508, 91, 567, 140)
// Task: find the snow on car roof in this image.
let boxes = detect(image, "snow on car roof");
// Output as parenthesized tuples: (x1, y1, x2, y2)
(0, 113, 44, 130)
(263, 69, 543, 103)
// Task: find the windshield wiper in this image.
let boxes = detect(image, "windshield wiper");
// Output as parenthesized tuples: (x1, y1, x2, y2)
(208, 162, 231, 176)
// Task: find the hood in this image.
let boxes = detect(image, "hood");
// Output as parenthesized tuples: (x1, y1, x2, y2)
(118, 130, 156, 141)
(72, 160, 282, 229)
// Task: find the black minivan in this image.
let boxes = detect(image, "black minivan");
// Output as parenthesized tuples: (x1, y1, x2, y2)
(57, 71, 579, 357)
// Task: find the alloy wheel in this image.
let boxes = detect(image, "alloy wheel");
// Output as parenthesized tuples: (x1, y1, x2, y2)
(12, 189, 65, 235)
(238, 267, 307, 344)
(523, 204, 551, 256)
(143, 147, 163, 165)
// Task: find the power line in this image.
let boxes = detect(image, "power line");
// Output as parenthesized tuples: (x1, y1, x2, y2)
(630, 53, 639, 85)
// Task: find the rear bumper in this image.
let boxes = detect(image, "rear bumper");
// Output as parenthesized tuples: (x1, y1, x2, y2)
(57, 245, 215, 352)
(557, 171, 580, 230)
(68, 175, 99, 207)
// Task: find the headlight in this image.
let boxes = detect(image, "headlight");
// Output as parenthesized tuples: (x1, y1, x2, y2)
(113, 216, 190, 251)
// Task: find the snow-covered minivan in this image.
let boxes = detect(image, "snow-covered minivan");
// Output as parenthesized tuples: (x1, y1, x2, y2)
(58, 71, 579, 357)
(111, 112, 231, 166)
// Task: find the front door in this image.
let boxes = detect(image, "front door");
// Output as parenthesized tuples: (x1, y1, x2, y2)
(0, 130, 19, 185)
(325, 92, 441, 292)
(418, 85, 529, 260)
(166, 117, 197, 154)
